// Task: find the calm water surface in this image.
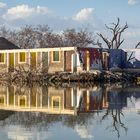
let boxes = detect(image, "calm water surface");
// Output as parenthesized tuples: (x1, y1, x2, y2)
(0, 83, 140, 140)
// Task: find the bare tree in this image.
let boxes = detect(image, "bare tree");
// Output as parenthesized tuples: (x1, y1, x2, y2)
(98, 18, 128, 49)
(0, 25, 95, 48)
(134, 42, 140, 49)
(16, 25, 40, 49)
(36, 25, 53, 48)
(0, 26, 19, 46)
(101, 109, 127, 138)
(42, 32, 64, 48)
(63, 28, 95, 47)
(0, 26, 11, 38)
(34, 25, 64, 48)
(94, 39, 102, 48)
(127, 42, 140, 62)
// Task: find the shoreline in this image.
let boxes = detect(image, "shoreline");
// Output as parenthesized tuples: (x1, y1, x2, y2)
(0, 69, 140, 85)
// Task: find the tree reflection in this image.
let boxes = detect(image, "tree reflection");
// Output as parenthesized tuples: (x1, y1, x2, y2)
(1, 83, 140, 139)
(101, 84, 128, 139)
(101, 109, 127, 138)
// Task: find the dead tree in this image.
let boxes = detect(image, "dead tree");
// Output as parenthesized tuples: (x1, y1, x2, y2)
(127, 42, 140, 62)
(94, 39, 103, 48)
(101, 108, 128, 138)
(98, 18, 128, 49)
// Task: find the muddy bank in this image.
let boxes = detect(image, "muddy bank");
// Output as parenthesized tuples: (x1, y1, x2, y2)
(0, 69, 140, 85)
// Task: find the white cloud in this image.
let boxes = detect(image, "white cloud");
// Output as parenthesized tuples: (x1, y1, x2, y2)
(0, 5, 102, 33)
(128, 0, 138, 5)
(75, 125, 94, 139)
(73, 8, 95, 21)
(36, 6, 49, 14)
(2, 4, 49, 20)
(0, 2, 6, 8)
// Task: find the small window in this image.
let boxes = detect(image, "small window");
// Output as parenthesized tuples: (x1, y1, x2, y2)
(53, 51, 60, 61)
(0, 53, 5, 63)
(19, 98, 26, 106)
(52, 97, 60, 108)
(53, 100, 59, 108)
(0, 96, 4, 104)
(18, 96, 26, 107)
(19, 52, 26, 62)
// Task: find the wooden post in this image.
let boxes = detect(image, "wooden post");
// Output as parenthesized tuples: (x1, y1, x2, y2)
(86, 51, 90, 71)
(86, 90, 90, 111)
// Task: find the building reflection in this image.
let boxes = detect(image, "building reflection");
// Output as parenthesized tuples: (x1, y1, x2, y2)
(0, 84, 107, 115)
(106, 85, 140, 110)
(0, 84, 140, 115)
(0, 85, 75, 115)
(1, 84, 140, 140)
(78, 86, 109, 113)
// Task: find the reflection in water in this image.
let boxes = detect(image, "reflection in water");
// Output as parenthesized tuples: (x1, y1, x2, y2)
(0, 84, 140, 140)
(0, 85, 79, 115)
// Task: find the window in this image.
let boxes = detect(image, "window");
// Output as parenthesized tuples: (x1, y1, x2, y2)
(19, 98, 26, 106)
(19, 52, 26, 62)
(18, 96, 26, 107)
(53, 100, 59, 108)
(53, 51, 60, 62)
(0, 96, 4, 105)
(0, 53, 5, 63)
(52, 96, 60, 109)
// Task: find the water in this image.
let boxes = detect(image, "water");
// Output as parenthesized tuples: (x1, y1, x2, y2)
(0, 83, 140, 140)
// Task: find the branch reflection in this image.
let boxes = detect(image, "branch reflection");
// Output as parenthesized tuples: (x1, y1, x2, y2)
(0, 83, 140, 139)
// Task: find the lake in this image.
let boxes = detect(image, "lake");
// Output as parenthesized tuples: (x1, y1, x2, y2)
(0, 83, 140, 140)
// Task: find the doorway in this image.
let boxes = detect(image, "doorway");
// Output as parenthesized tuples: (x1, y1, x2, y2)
(8, 53, 14, 72)
(30, 52, 36, 69)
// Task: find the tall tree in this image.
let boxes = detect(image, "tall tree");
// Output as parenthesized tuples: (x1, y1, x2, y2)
(98, 18, 128, 49)
(63, 28, 95, 47)
(0, 25, 95, 48)
(35, 25, 64, 48)
(0, 26, 10, 38)
(16, 25, 40, 49)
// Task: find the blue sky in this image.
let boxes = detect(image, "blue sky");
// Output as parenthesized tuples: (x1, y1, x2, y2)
(0, 0, 140, 48)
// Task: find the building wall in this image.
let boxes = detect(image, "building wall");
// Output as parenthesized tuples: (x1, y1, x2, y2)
(78, 48, 102, 70)
(109, 49, 126, 69)
(0, 53, 7, 72)
(2, 47, 140, 73)
(64, 50, 75, 72)
(0, 47, 76, 73)
(48, 51, 64, 73)
(14, 52, 30, 71)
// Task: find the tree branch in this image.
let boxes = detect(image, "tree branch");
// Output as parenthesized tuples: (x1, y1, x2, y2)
(97, 33, 111, 49)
